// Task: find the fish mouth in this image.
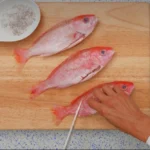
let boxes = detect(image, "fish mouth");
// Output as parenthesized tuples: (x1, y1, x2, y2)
(107, 50, 115, 58)
(110, 50, 115, 57)
(91, 17, 99, 26)
(130, 84, 135, 92)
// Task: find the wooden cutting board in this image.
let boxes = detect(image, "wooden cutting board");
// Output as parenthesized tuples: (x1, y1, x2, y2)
(0, 3, 149, 129)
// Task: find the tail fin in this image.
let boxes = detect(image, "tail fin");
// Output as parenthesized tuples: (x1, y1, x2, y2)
(51, 106, 68, 125)
(14, 48, 29, 64)
(30, 81, 47, 99)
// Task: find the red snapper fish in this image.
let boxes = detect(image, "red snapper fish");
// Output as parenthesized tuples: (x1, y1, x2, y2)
(14, 14, 98, 64)
(31, 47, 115, 98)
(52, 81, 134, 123)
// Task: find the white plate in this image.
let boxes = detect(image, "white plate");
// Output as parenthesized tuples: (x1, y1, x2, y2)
(0, 0, 41, 42)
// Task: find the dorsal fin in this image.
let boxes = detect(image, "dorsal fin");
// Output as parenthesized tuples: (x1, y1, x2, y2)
(33, 18, 72, 45)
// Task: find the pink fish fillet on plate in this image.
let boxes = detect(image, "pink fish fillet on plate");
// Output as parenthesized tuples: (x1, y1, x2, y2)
(31, 47, 115, 98)
(52, 81, 134, 124)
(14, 14, 98, 64)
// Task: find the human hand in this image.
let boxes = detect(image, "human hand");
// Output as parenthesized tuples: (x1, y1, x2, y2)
(88, 85, 150, 142)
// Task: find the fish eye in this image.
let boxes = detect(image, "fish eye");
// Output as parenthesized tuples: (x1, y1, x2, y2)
(83, 17, 89, 23)
(122, 85, 127, 90)
(100, 50, 106, 55)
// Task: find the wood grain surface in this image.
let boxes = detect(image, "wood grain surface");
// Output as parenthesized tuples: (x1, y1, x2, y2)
(0, 3, 149, 129)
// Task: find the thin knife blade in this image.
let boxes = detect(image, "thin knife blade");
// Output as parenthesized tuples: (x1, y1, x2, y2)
(63, 100, 83, 149)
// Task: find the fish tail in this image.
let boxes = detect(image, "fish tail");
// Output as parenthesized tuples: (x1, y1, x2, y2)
(30, 81, 47, 99)
(51, 106, 68, 124)
(14, 48, 29, 64)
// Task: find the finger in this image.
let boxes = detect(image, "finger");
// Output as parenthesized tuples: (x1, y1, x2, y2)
(88, 99, 109, 116)
(113, 85, 124, 94)
(88, 98, 102, 112)
(94, 88, 108, 102)
(102, 85, 116, 96)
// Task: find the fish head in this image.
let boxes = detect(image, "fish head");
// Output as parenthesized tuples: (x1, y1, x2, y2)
(113, 81, 135, 95)
(91, 47, 115, 67)
(72, 14, 98, 35)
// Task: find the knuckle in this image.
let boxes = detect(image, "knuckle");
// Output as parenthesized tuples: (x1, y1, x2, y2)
(104, 100, 115, 108)
(111, 95, 117, 100)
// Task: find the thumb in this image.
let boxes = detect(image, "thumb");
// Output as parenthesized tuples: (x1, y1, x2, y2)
(88, 99, 109, 116)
